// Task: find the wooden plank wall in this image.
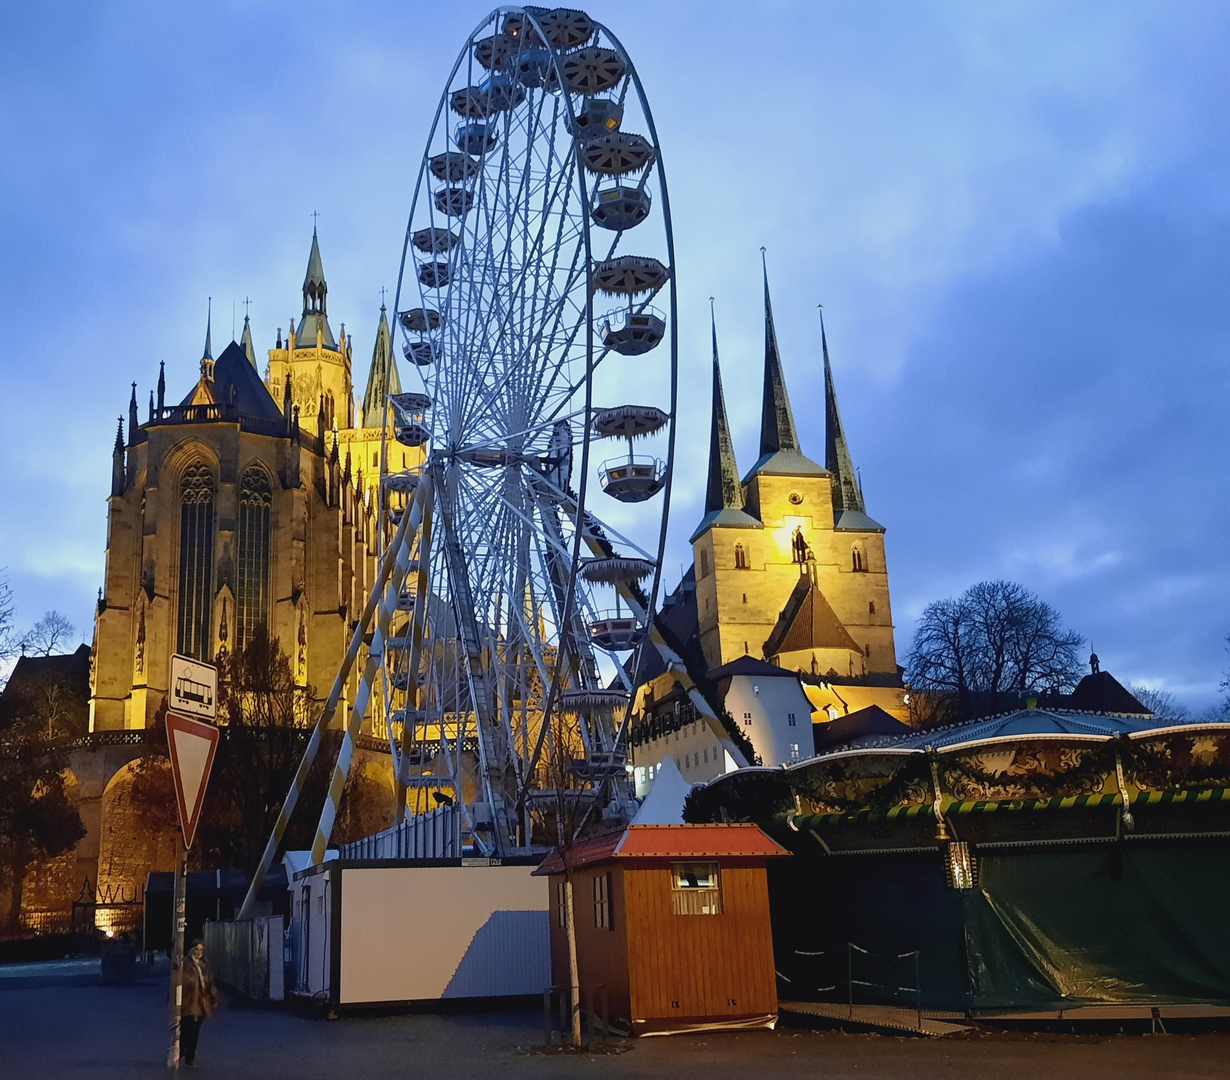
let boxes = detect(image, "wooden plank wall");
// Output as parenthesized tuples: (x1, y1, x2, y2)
(623, 860, 776, 1025)
(549, 865, 632, 1022)
(550, 858, 777, 1028)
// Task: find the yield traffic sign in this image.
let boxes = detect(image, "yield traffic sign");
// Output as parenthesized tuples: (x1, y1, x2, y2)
(165, 712, 220, 850)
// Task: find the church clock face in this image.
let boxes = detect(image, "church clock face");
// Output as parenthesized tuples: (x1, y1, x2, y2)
(295, 372, 314, 410)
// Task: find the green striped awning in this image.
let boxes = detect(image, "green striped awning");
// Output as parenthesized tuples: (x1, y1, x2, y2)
(788, 787, 1230, 830)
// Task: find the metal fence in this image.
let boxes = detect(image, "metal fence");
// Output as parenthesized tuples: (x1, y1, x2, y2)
(790, 942, 922, 1026)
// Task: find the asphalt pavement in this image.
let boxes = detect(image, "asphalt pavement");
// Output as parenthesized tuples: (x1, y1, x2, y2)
(2, 982, 1229, 1079)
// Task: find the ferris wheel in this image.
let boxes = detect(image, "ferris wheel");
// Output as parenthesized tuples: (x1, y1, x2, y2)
(381, 6, 678, 854)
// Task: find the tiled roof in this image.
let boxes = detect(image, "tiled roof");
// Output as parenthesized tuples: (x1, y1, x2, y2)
(764, 571, 861, 658)
(533, 823, 788, 874)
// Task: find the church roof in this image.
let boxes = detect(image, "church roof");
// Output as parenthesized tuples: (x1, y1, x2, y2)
(1067, 669, 1149, 715)
(834, 508, 885, 532)
(763, 570, 862, 659)
(180, 340, 283, 421)
(813, 704, 913, 754)
(708, 655, 799, 682)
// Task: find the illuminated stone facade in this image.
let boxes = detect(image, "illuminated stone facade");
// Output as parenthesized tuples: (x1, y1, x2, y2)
(72, 230, 418, 909)
(631, 272, 906, 787)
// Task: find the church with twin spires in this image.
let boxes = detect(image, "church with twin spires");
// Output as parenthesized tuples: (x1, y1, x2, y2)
(629, 261, 905, 791)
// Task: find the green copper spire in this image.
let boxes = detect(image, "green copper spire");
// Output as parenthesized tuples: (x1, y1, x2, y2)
(361, 304, 402, 428)
(821, 309, 864, 514)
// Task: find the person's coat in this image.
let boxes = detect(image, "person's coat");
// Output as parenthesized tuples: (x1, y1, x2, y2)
(182, 956, 219, 1019)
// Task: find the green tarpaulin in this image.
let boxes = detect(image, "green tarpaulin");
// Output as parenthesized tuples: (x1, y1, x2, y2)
(770, 841, 1230, 1011)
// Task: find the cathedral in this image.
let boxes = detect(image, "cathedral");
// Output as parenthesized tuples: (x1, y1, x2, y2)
(91, 228, 408, 734)
(629, 263, 905, 793)
(68, 229, 416, 916)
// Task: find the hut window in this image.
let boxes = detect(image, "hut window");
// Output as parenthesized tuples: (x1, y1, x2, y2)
(671, 862, 722, 916)
(593, 873, 612, 930)
(556, 882, 567, 927)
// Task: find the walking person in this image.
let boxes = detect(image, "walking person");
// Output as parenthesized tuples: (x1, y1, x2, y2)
(180, 939, 220, 1067)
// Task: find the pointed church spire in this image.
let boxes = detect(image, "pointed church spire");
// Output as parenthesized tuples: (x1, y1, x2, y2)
(758, 250, 800, 459)
(240, 313, 257, 368)
(128, 383, 139, 442)
(201, 298, 215, 380)
(111, 418, 125, 496)
(304, 225, 327, 316)
(297, 226, 337, 350)
(691, 301, 763, 543)
(361, 303, 401, 428)
(157, 361, 166, 413)
(705, 301, 744, 516)
(821, 309, 865, 514)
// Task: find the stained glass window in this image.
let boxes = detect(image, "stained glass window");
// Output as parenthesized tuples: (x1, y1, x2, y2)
(236, 468, 272, 649)
(177, 462, 215, 659)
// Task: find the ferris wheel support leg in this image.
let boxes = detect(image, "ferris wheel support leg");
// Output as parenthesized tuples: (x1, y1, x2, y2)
(235, 495, 420, 921)
(437, 464, 516, 855)
(310, 480, 430, 864)
(394, 480, 435, 823)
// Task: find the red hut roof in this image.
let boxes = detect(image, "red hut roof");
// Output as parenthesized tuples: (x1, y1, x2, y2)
(534, 823, 788, 875)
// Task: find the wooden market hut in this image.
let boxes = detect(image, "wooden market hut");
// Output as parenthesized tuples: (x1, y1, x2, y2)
(535, 823, 789, 1034)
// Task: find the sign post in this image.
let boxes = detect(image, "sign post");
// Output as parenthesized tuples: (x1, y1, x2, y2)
(165, 657, 219, 1069)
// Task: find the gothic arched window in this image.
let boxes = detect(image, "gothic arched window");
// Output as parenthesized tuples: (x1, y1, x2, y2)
(852, 545, 866, 573)
(236, 467, 273, 649)
(734, 543, 748, 570)
(177, 461, 215, 660)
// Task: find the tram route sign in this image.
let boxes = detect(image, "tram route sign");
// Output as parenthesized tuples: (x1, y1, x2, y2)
(170, 653, 217, 720)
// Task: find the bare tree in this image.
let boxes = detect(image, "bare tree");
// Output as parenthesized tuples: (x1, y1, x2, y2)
(1128, 684, 1189, 720)
(21, 611, 76, 657)
(907, 580, 1084, 722)
(0, 573, 17, 678)
(0, 678, 85, 931)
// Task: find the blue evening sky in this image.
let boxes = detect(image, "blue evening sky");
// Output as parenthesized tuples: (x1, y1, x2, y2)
(1, 2, 1227, 710)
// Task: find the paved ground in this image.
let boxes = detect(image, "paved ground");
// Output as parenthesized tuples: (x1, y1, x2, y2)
(2, 982, 1229, 1079)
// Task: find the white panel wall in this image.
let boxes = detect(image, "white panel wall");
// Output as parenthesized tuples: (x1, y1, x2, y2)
(338, 865, 549, 1005)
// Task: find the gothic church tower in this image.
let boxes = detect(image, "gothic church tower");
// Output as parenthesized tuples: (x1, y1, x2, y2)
(691, 258, 901, 713)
